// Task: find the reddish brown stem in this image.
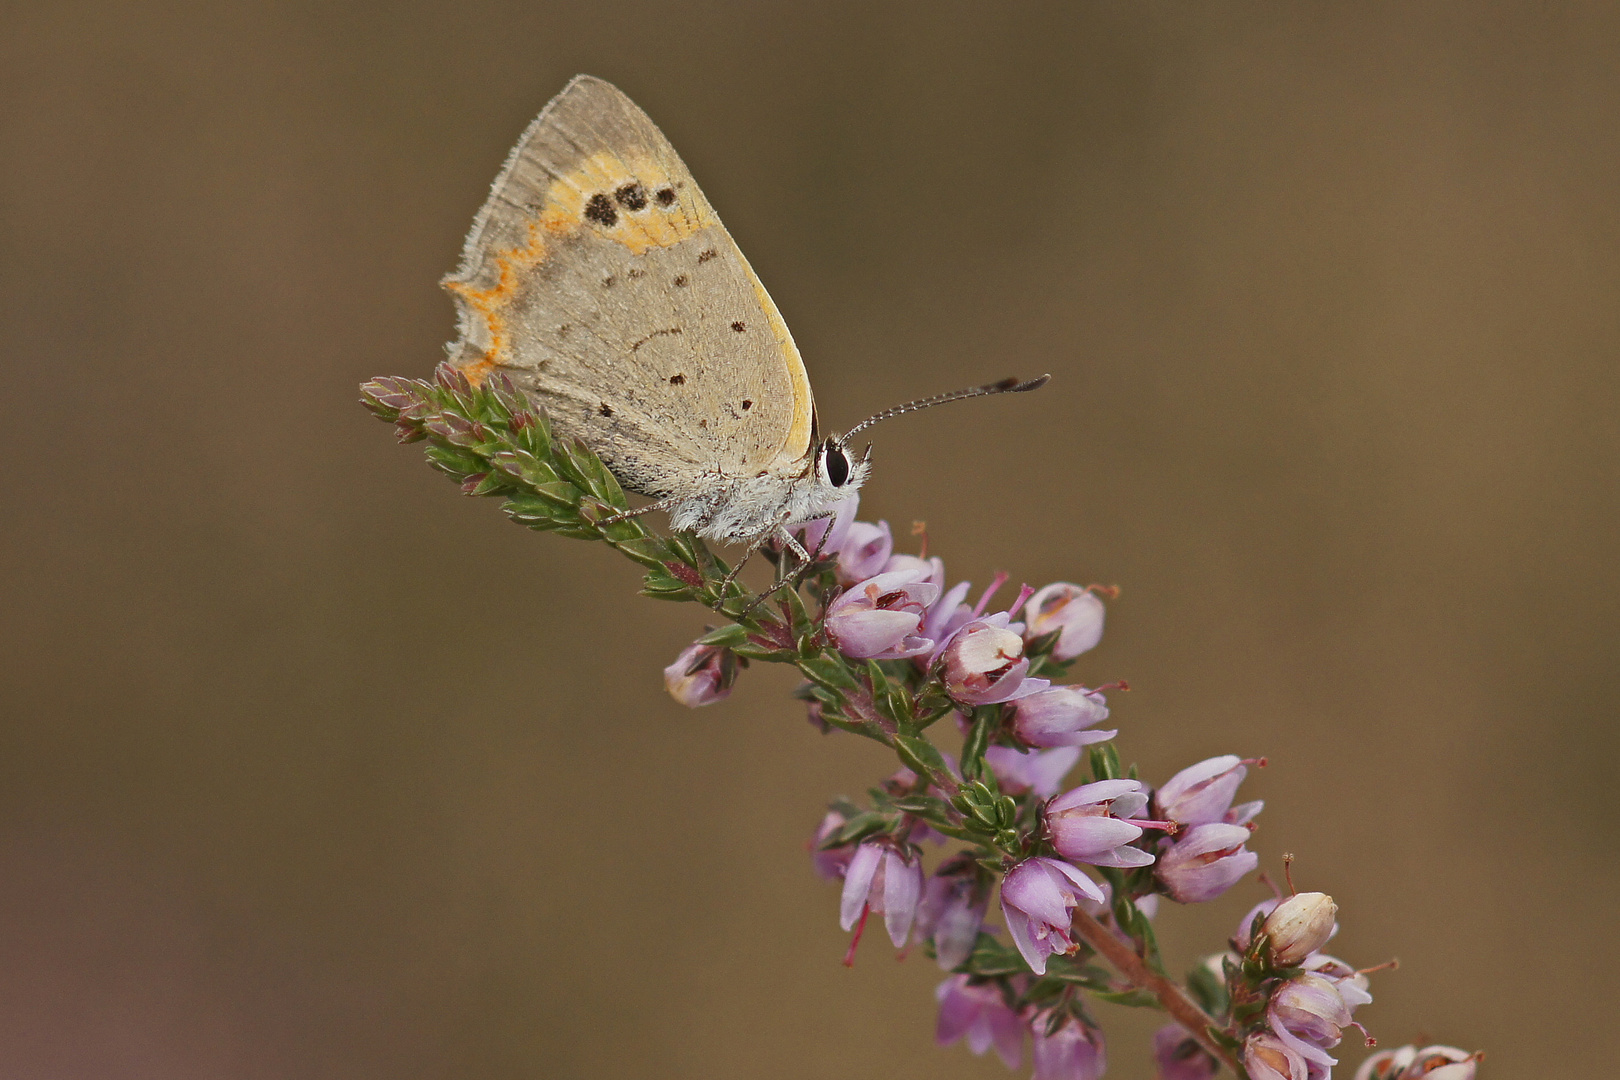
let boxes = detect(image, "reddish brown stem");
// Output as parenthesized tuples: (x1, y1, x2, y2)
(1067, 906, 1242, 1075)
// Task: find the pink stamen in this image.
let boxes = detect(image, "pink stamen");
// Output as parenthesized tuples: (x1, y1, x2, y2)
(972, 571, 1009, 618)
(1126, 817, 1180, 836)
(1349, 1020, 1375, 1047)
(842, 905, 871, 968)
(1006, 583, 1035, 620)
(1282, 853, 1297, 894)
(1357, 958, 1400, 975)
(1085, 583, 1121, 600)
(1093, 680, 1131, 694)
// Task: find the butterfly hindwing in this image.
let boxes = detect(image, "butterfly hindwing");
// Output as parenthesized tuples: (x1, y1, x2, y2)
(442, 75, 814, 499)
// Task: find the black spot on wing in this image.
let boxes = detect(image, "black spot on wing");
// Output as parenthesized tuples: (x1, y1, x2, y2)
(655, 187, 677, 207)
(614, 182, 648, 210)
(673, 274, 689, 287)
(599, 403, 614, 417)
(697, 248, 718, 264)
(730, 321, 746, 332)
(741, 400, 753, 410)
(584, 193, 617, 227)
(669, 373, 686, 385)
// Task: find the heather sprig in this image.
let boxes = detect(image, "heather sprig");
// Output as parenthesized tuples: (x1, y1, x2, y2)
(363, 364, 1480, 1080)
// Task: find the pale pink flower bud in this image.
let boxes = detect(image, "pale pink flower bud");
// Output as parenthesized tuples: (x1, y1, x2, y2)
(1155, 822, 1258, 902)
(835, 519, 893, 584)
(662, 641, 738, 707)
(825, 568, 939, 660)
(934, 974, 1025, 1069)
(1045, 779, 1161, 868)
(1260, 892, 1338, 966)
(1009, 685, 1116, 748)
(999, 856, 1104, 974)
(1152, 1024, 1219, 1080)
(984, 745, 1081, 798)
(1025, 582, 1106, 660)
(941, 616, 1047, 705)
(839, 841, 923, 948)
(1030, 1012, 1106, 1080)
(1244, 1032, 1308, 1080)
(1155, 754, 1256, 826)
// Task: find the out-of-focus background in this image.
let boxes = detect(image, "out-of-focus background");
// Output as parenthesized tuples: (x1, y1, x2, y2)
(3, 3, 1615, 1076)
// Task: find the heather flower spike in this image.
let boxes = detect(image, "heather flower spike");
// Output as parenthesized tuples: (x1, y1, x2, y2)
(366, 364, 1476, 1080)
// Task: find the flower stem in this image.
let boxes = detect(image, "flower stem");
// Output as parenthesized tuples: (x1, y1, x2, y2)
(1067, 906, 1241, 1074)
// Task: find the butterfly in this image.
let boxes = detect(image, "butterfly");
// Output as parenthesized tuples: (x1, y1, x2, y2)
(441, 75, 1044, 572)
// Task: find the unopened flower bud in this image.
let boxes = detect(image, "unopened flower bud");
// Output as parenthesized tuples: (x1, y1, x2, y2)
(1244, 1032, 1307, 1080)
(1155, 823, 1258, 903)
(941, 618, 1042, 705)
(1258, 892, 1338, 966)
(1009, 685, 1116, 748)
(1024, 582, 1106, 660)
(662, 640, 738, 707)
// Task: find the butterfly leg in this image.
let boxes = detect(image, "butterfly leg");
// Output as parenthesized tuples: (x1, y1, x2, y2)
(736, 517, 835, 618)
(716, 525, 781, 596)
(597, 493, 683, 526)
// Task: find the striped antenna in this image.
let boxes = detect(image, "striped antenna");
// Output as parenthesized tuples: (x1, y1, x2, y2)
(839, 375, 1050, 441)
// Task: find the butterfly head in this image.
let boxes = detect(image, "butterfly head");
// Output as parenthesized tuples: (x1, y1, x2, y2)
(812, 435, 871, 498)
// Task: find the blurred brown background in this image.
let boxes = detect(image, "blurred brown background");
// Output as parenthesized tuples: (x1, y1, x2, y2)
(3, 2, 1615, 1076)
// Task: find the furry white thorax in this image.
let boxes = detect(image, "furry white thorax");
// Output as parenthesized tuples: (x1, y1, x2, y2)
(666, 450, 870, 544)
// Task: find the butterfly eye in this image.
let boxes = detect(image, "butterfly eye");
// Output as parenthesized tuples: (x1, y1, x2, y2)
(823, 442, 851, 488)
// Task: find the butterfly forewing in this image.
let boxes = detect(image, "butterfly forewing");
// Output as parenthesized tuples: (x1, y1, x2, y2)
(442, 75, 814, 500)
